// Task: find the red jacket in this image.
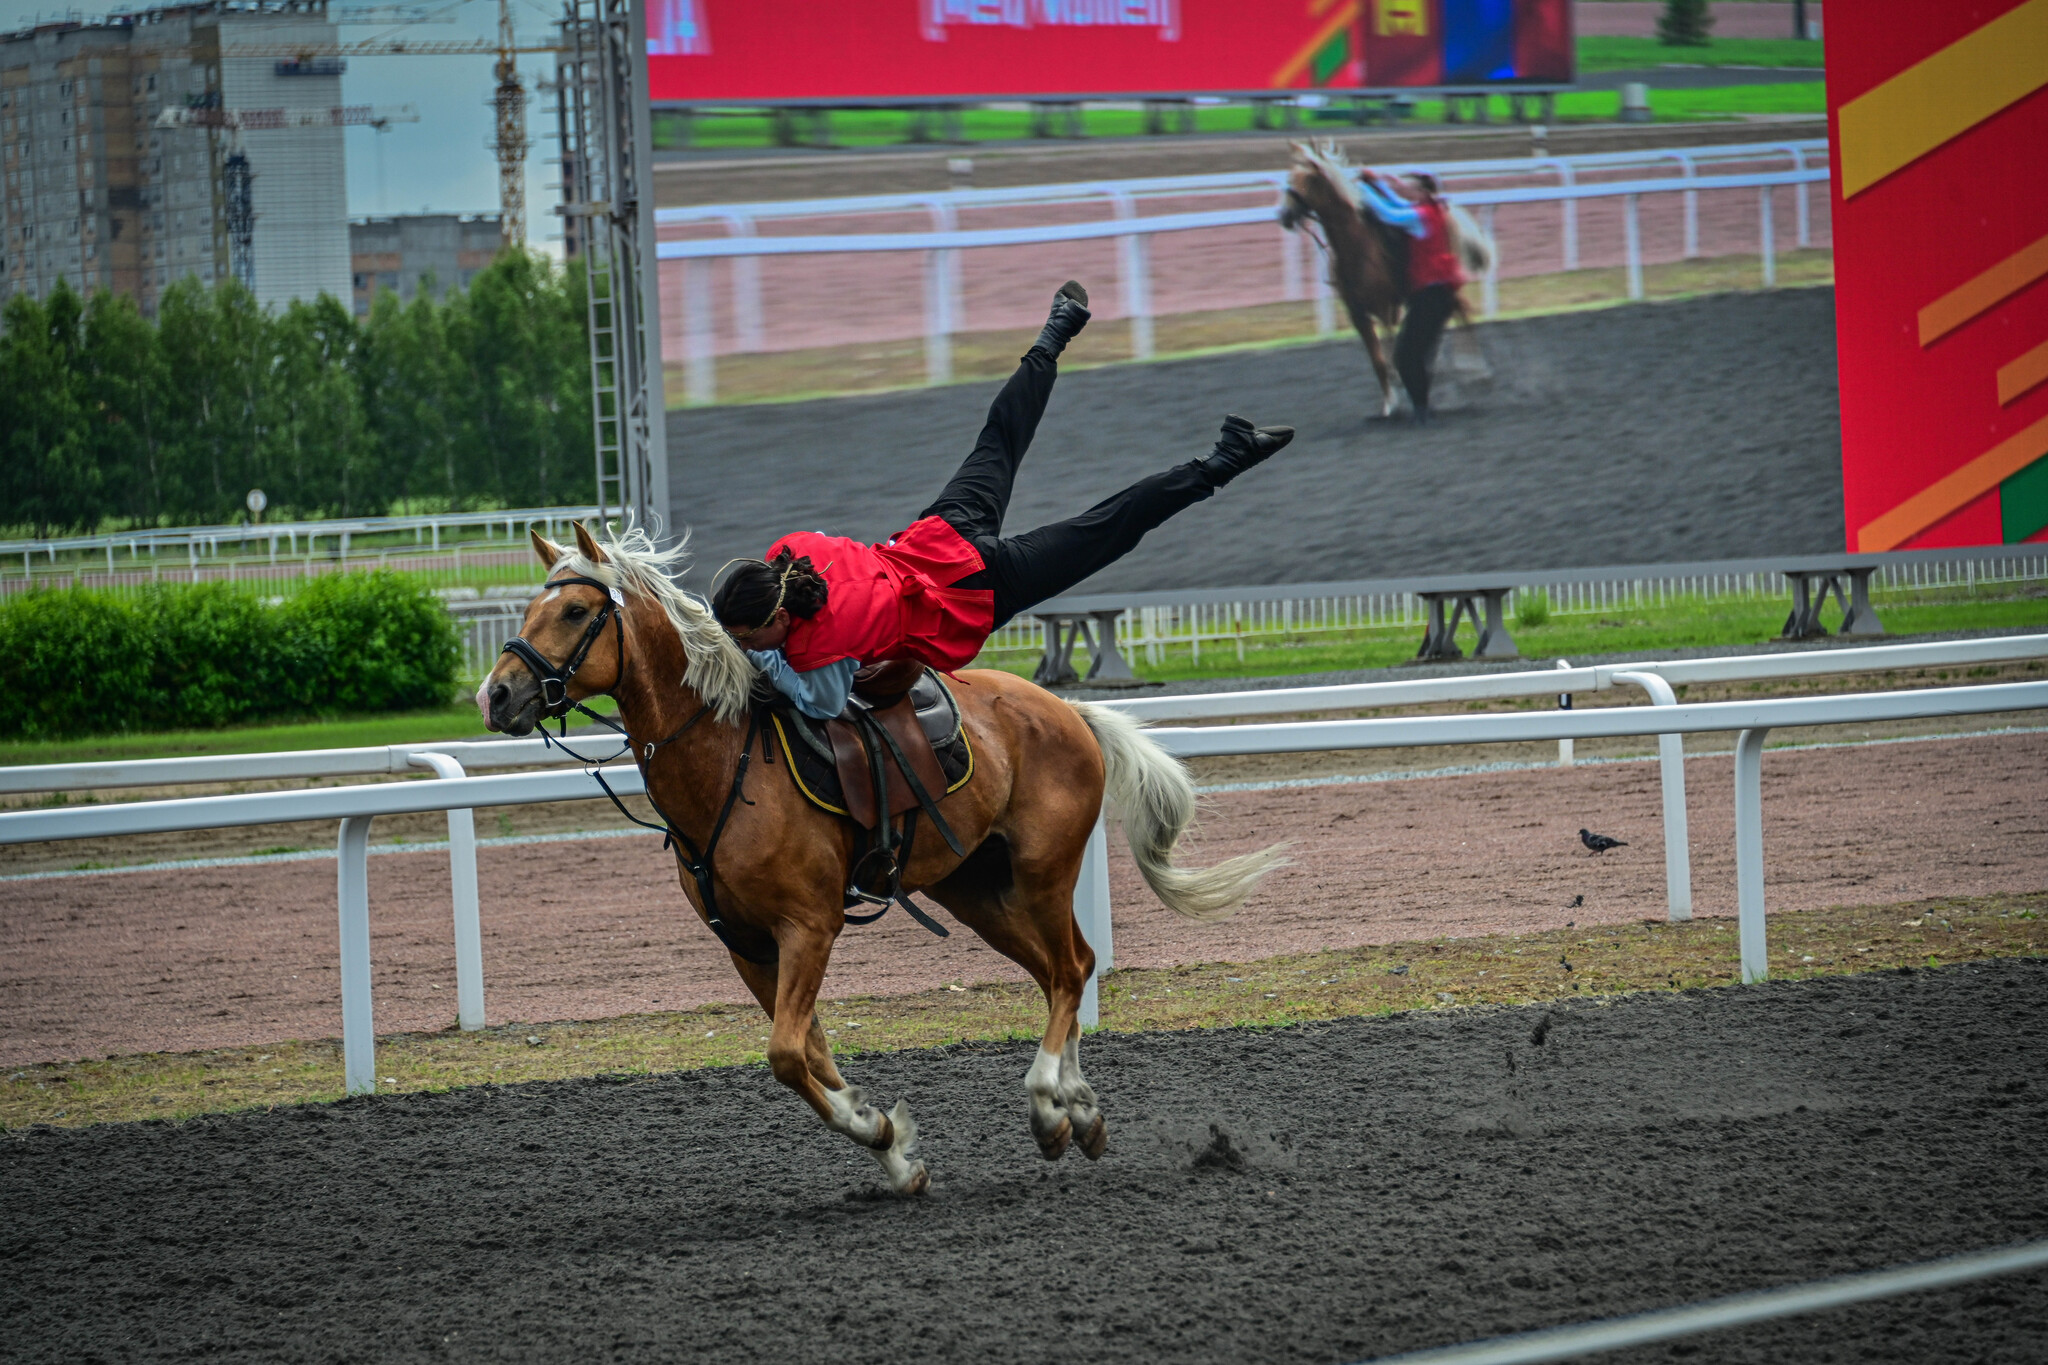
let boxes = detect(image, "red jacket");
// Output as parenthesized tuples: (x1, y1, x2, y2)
(1407, 199, 1466, 292)
(770, 517, 995, 673)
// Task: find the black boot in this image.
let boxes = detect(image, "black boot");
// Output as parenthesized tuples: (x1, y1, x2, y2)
(1028, 280, 1091, 360)
(1195, 414, 1295, 486)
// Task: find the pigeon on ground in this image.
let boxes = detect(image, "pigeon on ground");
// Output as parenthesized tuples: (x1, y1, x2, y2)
(1580, 829, 1627, 854)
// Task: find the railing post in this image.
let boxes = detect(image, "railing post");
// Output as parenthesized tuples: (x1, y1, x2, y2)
(1789, 147, 1810, 246)
(1111, 192, 1154, 360)
(1075, 815, 1113, 1029)
(923, 199, 958, 385)
(1677, 152, 1699, 258)
(1554, 658, 1574, 766)
(1611, 671, 1693, 922)
(409, 753, 485, 1030)
(337, 815, 377, 1095)
(1624, 193, 1643, 300)
(722, 212, 763, 352)
(1555, 162, 1578, 270)
(1760, 185, 1777, 287)
(1733, 727, 1771, 983)
(683, 257, 716, 405)
(1481, 204, 1499, 318)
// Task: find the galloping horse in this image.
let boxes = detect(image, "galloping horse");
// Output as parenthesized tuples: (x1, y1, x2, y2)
(479, 523, 1285, 1195)
(1278, 141, 1495, 418)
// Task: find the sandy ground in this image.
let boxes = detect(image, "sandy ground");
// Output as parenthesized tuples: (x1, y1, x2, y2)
(4, 727, 2043, 1066)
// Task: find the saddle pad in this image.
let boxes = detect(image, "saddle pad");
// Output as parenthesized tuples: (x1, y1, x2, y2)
(772, 672, 971, 825)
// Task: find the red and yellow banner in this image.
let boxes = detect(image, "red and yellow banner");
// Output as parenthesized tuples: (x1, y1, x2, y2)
(1830, 0, 2048, 550)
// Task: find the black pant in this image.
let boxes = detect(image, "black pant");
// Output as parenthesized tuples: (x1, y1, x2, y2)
(920, 350, 1215, 628)
(1394, 283, 1457, 415)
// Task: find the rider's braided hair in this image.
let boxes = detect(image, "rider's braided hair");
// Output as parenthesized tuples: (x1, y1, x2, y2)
(711, 547, 828, 634)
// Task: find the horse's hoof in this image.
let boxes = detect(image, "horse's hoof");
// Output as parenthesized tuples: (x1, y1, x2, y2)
(897, 1161, 930, 1197)
(1035, 1114, 1073, 1160)
(866, 1112, 896, 1152)
(1074, 1112, 1107, 1161)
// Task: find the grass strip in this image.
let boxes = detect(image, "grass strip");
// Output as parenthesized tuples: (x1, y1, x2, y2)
(1575, 37, 1827, 73)
(7, 889, 2041, 1132)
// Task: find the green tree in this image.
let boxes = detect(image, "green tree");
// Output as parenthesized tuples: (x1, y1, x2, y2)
(1657, 0, 1714, 46)
(447, 250, 594, 509)
(0, 283, 100, 535)
(267, 295, 375, 515)
(360, 285, 463, 506)
(156, 277, 272, 523)
(81, 291, 173, 527)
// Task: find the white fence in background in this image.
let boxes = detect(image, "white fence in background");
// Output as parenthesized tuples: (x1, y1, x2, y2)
(656, 140, 1826, 401)
(5, 634, 2043, 1086)
(993, 550, 2048, 666)
(4, 505, 600, 570)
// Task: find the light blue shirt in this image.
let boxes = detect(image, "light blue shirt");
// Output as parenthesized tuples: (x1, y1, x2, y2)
(748, 650, 857, 720)
(1357, 176, 1428, 239)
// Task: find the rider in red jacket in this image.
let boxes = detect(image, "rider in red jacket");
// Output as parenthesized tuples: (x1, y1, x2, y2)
(1358, 169, 1465, 423)
(713, 281, 1295, 718)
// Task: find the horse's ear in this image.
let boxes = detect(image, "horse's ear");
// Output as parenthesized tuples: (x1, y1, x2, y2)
(572, 520, 609, 564)
(531, 528, 564, 568)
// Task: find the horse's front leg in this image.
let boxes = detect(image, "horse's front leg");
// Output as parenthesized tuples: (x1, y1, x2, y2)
(1361, 318, 1399, 418)
(759, 926, 929, 1195)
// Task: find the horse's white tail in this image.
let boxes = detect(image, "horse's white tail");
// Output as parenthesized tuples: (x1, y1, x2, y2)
(1449, 203, 1496, 279)
(1070, 701, 1288, 922)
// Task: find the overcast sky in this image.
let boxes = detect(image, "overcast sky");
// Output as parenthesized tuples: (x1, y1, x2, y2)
(0, 0, 568, 253)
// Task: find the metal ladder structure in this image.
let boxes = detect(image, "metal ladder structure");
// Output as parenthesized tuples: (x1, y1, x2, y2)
(555, 0, 667, 534)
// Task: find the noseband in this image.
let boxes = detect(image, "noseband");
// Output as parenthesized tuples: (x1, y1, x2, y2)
(500, 574, 625, 719)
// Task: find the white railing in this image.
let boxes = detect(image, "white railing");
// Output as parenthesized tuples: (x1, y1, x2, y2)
(5, 636, 2042, 1085)
(2, 505, 601, 571)
(986, 549, 2048, 667)
(656, 142, 1827, 400)
(0, 734, 631, 1039)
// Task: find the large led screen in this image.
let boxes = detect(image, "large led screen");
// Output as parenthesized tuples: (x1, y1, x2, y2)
(647, 0, 1573, 103)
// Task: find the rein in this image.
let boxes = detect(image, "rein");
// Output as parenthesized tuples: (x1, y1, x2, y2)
(499, 573, 776, 965)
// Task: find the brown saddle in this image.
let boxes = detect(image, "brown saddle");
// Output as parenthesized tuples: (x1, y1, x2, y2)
(826, 661, 960, 828)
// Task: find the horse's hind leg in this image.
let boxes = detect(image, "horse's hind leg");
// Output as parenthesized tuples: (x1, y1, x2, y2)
(929, 835, 1105, 1162)
(736, 938, 929, 1195)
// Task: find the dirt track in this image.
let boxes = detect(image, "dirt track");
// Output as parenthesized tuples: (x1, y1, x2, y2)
(666, 288, 1842, 591)
(6, 727, 2044, 1067)
(4, 960, 2045, 1363)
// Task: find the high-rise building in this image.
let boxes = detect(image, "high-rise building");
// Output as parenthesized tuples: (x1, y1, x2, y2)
(0, 0, 350, 317)
(348, 212, 504, 316)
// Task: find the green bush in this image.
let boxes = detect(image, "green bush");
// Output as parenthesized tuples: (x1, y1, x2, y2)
(1515, 589, 1552, 630)
(0, 572, 460, 738)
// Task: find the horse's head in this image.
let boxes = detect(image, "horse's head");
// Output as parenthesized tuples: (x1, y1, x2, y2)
(479, 521, 627, 735)
(1278, 140, 1358, 232)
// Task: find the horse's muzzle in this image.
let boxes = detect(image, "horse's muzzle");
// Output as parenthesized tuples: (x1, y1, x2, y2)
(483, 673, 543, 736)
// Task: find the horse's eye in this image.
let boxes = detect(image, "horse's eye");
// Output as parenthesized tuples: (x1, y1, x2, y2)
(563, 604, 587, 621)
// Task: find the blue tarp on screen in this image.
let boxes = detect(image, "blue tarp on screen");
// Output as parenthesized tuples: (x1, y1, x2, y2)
(1442, 0, 1518, 81)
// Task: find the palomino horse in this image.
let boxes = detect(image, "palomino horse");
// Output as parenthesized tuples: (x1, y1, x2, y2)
(1278, 140, 1495, 418)
(479, 522, 1285, 1195)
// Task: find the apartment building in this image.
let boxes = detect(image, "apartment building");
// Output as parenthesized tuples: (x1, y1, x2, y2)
(0, 0, 349, 317)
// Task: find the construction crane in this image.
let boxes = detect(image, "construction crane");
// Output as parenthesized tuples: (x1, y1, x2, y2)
(222, 2, 560, 248)
(153, 103, 422, 291)
(492, 0, 532, 246)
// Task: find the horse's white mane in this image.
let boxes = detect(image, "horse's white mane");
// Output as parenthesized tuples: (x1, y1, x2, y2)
(1294, 139, 1364, 211)
(555, 524, 755, 726)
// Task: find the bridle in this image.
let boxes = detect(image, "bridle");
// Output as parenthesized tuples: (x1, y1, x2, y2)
(496, 569, 773, 965)
(500, 574, 625, 723)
